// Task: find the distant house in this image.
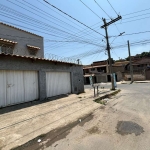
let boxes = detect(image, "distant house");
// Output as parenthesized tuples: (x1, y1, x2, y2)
(83, 60, 128, 84)
(83, 56, 150, 84)
(124, 57, 150, 81)
(0, 23, 84, 108)
(0, 22, 44, 58)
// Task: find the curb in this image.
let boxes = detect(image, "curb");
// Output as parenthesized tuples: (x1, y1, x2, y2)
(94, 89, 121, 103)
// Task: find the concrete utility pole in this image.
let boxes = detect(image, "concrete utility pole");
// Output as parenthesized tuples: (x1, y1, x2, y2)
(77, 59, 80, 65)
(103, 19, 115, 90)
(101, 16, 122, 90)
(127, 40, 133, 83)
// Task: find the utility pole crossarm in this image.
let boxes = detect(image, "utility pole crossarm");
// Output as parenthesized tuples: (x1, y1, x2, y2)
(101, 16, 122, 28)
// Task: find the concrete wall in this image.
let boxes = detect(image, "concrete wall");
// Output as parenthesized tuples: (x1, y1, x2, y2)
(0, 23, 44, 58)
(116, 72, 123, 81)
(112, 66, 124, 73)
(146, 70, 150, 80)
(96, 74, 107, 83)
(124, 74, 145, 81)
(0, 55, 84, 100)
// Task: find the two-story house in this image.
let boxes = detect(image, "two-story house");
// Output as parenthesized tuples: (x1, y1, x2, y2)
(0, 22, 84, 108)
(83, 60, 130, 84)
(0, 22, 44, 58)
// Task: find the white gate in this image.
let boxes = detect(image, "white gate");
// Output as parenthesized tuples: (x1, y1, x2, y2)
(46, 72, 71, 97)
(0, 70, 39, 107)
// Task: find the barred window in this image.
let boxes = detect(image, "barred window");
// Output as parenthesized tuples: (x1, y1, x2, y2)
(27, 44, 40, 56)
(0, 45, 13, 54)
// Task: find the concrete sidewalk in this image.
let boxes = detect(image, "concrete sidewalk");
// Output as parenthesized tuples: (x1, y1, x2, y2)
(0, 88, 118, 150)
(134, 80, 150, 83)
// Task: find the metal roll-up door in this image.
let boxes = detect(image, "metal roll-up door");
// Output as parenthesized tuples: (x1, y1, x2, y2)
(46, 72, 71, 98)
(0, 70, 39, 107)
(24, 71, 39, 102)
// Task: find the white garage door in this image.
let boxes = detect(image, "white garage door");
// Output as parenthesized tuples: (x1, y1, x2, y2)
(0, 70, 39, 107)
(46, 72, 71, 97)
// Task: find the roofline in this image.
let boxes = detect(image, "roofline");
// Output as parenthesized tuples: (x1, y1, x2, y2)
(83, 65, 107, 69)
(0, 53, 82, 66)
(0, 22, 43, 38)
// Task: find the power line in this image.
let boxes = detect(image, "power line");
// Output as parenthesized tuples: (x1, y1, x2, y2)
(43, 0, 104, 37)
(123, 12, 150, 20)
(105, 0, 125, 44)
(69, 48, 105, 59)
(45, 40, 105, 47)
(94, 0, 111, 19)
(37, 0, 84, 30)
(119, 15, 150, 24)
(68, 39, 150, 59)
(45, 23, 102, 49)
(85, 51, 102, 64)
(106, 0, 118, 15)
(0, 11, 100, 44)
(22, 0, 82, 31)
(6, 1, 81, 35)
(111, 31, 150, 37)
(0, 20, 67, 38)
(6, 0, 104, 48)
(123, 7, 150, 17)
(112, 40, 150, 49)
(0, 5, 103, 47)
(79, 0, 102, 19)
(7, 0, 102, 42)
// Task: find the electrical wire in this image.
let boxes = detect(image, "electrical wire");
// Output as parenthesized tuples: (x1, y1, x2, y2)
(7, 0, 102, 42)
(94, 0, 111, 19)
(7, 0, 103, 48)
(12, 0, 104, 48)
(6, 1, 81, 35)
(123, 12, 150, 20)
(106, 0, 118, 15)
(22, 0, 82, 31)
(43, 0, 104, 37)
(118, 16, 150, 24)
(36, 0, 84, 30)
(111, 31, 150, 37)
(2, 5, 102, 47)
(123, 7, 150, 17)
(79, 0, 102, 19)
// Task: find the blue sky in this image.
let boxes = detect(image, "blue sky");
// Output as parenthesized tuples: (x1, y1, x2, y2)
(1, 0, 150, 65)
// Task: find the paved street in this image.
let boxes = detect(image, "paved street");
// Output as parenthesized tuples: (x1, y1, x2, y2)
(45, 82, 150, 150)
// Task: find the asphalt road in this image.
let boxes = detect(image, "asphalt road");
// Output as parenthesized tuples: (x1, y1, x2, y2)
(46, 82, 150, 150)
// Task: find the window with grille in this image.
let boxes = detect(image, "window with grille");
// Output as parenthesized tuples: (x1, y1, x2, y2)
(0, 45, 13, 54)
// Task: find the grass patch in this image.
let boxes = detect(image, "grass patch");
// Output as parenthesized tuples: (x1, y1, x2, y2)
(94, 89, 121, 105)
(98, 100, 107, 105)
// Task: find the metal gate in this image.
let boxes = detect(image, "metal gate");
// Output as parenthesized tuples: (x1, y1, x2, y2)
(0, 70, 39, 107)
(46, 72, 71, 97)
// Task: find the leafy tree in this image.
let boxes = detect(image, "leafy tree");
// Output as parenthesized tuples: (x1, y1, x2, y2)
(125, 51, 150, 60)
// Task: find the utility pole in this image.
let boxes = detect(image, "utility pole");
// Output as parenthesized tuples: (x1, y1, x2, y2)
(103, 18, 115, 90)
(77, 59, 80, 65)
(101, 16, 122, 90)
(127, 40, 133, 83)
